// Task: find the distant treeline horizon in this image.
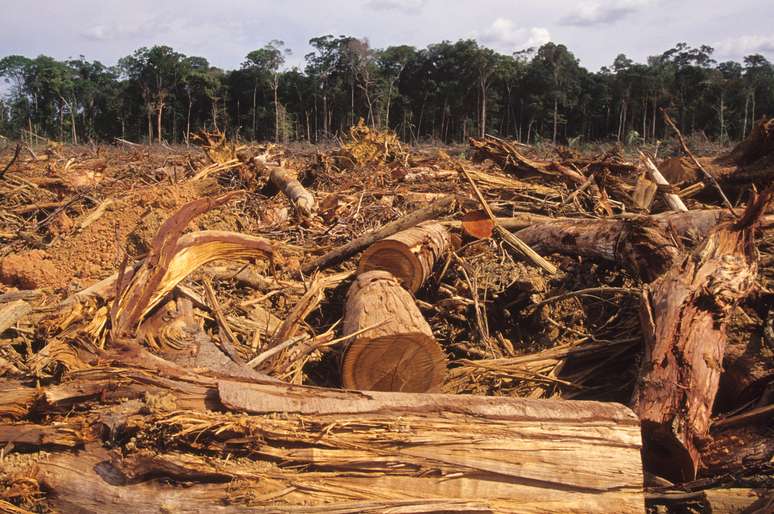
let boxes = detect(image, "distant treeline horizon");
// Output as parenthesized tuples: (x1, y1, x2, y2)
(1, 37, 772, 146)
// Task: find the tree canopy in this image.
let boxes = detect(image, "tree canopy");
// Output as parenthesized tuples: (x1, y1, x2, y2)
(1, 39, 772, 145)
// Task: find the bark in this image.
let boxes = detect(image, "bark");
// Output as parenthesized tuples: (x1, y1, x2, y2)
(302, 195, 457, 274)
(631, 192, 770, 483)
(269, 165, 317, 218)
(358, 222, 451, 292)
(341, 270, 446, 393)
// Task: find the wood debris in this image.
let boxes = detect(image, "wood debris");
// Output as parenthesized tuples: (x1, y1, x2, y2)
(1, 122, 773, 513)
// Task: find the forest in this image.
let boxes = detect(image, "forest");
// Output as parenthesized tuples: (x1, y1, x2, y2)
(1, 37, 773, 146)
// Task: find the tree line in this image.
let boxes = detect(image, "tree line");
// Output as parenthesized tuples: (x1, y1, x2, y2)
(1, 38, 772, 146)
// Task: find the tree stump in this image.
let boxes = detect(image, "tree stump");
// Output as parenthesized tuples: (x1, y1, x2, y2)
(358, 222, 450, 292)
(341, 270, 446, 392)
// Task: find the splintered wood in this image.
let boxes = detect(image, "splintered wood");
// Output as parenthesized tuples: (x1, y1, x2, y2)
(632, 191, 769, 482)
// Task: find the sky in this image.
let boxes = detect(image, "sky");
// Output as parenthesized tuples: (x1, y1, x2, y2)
(1, 0, 773, 72)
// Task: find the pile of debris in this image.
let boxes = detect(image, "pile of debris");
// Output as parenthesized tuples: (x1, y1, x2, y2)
(0, 121, 772, 513)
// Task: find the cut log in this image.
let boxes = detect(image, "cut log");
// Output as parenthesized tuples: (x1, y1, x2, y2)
(269, 165, 317, 218)
(358, 222, 451, 292)
(302, 194, 457, 274)
(631, 191, 770, 482)
(341, 270, 446, 392)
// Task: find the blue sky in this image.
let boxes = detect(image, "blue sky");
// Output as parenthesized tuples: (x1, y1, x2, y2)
(1, 0, 772, 71)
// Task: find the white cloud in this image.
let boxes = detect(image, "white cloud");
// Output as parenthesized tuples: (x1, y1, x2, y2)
(714, 35, 774, 58)
(561, 0, 655, 26)
(477, 19, 551, 52)
(364, 0, 426, 14)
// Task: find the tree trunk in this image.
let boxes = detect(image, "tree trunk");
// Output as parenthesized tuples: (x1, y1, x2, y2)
(147, 109, 153, 144)
(156, 102, 164, 144)
(480, 80, 487, 138)
(341, 270, 447, 392)
(274, 77, 280, 144)
(252, 82, 258, 140)
(186, 98, 192, 146)
(631, 193, 769, 483)
(358, 222, 451, 292)
(552, 96, 559, 144)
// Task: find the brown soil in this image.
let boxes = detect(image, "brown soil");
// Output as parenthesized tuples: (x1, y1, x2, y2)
(0, 249, 59, 289)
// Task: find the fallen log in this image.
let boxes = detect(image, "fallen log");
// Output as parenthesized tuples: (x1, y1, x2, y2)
(631, 190, 770, 482)
(515, 217, 679, 282)
(358, 222, 451, 292)
(341, 270, 446, 392)
(269, 164, 317, 218)
(214, 379, 646, 513)
(302, 195, 457, 274)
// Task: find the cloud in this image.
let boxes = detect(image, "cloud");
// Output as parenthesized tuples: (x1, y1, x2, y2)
(560, 0, 654, 26)
(477, 19, 551, 52)
(364, 0, 426, 14)
(714, 35, 774, 58)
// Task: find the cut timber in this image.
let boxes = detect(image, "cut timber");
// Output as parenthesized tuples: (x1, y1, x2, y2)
(269, 165, 317, 218)
(358, 222, 450, 292)
(303, 195, 457, 274)
(631, 191, 770, 483)
(341, 270, 446, 392)
(216, 380, 646, 513)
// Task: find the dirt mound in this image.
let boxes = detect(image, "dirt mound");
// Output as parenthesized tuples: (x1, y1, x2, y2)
(0, 250, 59, 289)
